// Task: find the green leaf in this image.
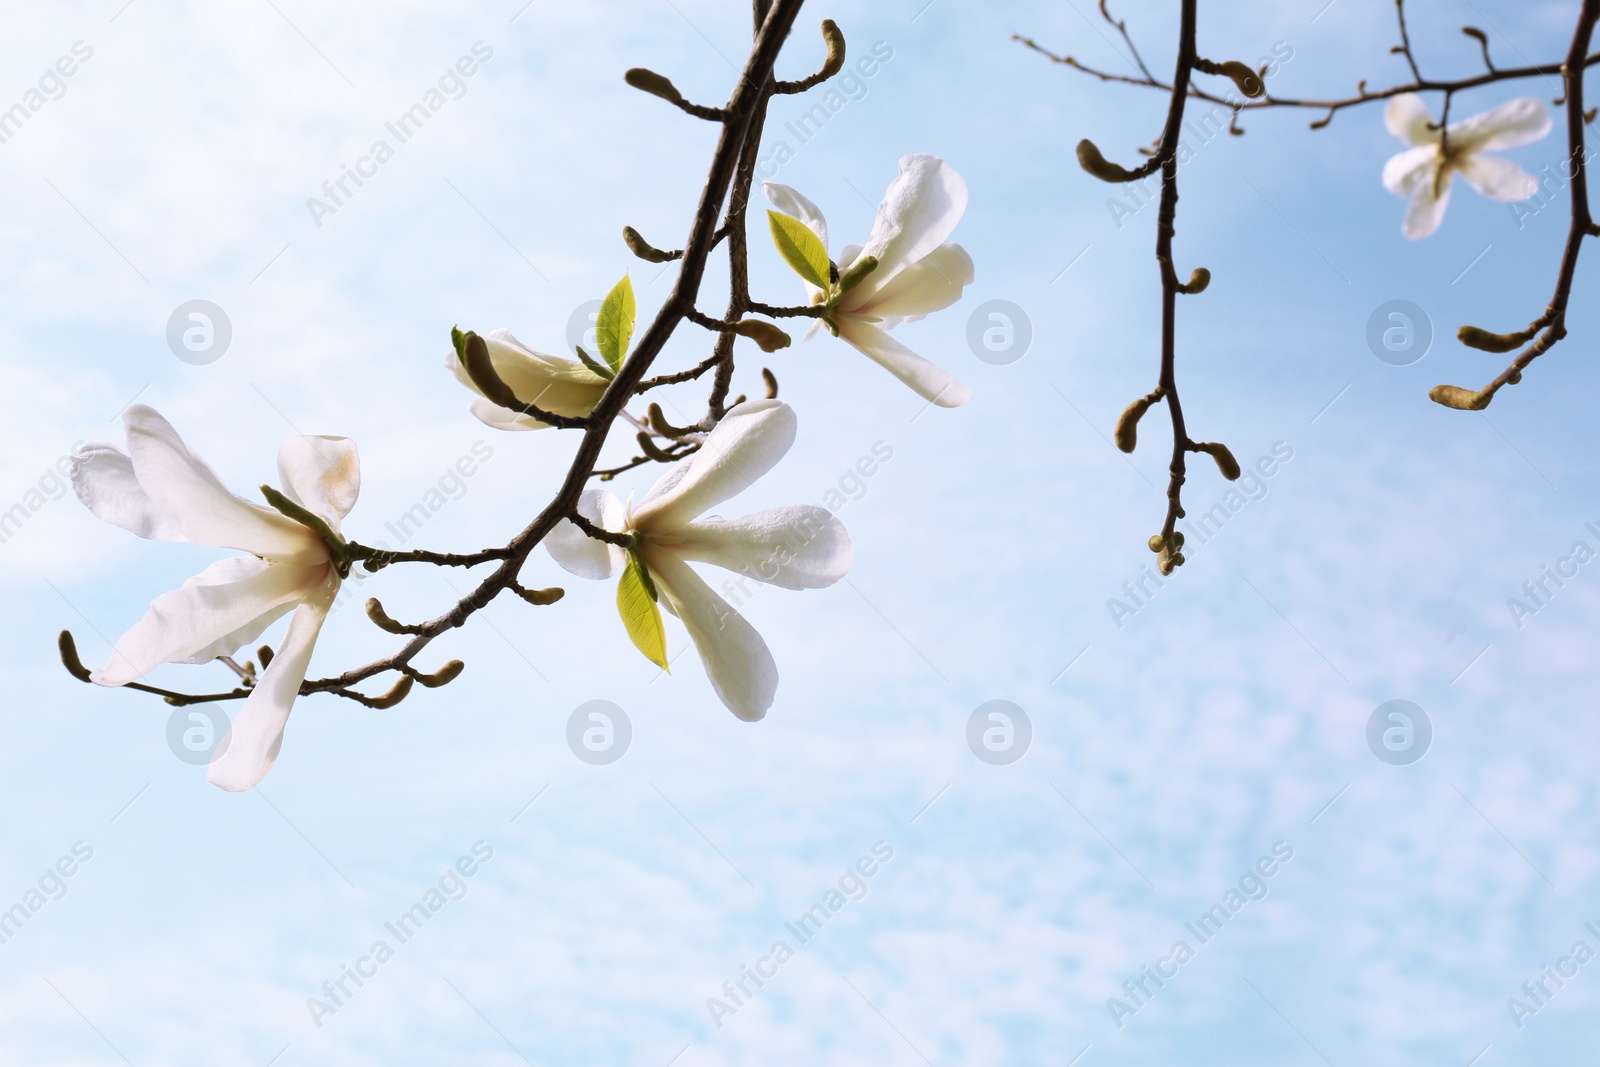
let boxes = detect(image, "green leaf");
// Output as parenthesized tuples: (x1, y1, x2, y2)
(595, 275, 636, 374)
(574, 345, 615, 380)
(767, 210, 831, 292)
(617, 554, 669, 671)
(451, 326, 467, 366)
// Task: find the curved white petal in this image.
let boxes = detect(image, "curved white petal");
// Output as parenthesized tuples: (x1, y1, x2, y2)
(447, 329, 608, 426)
(835, 319, 972, 407)
(467, 397, 546, 432)
(630, 400, 797, 531)
(277, 436, 360, 530)
(92, 557, 326, 686)
(836, 243, 865, 273)
(207, 572, 339, 792)
(1451, 96, 1551, 153)
(849, 155, 969, 304)
(546, 489, 628, 579)
(646, 549, 777, 722)
(1403, 176, 1453, 239)
(1385, 93, 1439, 147)
(122, 405, 322, 564)
(762, 181, 830, 249)
(70, 443, 186, 542)
(1458, 154, 1540, 201)
(843, 243, 974, 326)
(1383, 145, 1439, 197)
(674, 505, 851, 590)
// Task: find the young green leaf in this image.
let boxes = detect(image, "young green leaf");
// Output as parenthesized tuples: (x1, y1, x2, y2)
(574, 345, 615, 380)
(617, 555, 669, 671)
(767, 210, 831, 292)
(595, 275, 637, 374)
(451, 326, 467, 367)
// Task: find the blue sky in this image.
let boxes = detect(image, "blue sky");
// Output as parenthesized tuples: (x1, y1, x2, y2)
(1, 0, 1598, 1063)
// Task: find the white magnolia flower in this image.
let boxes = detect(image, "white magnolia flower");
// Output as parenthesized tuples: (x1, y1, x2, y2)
(765, 153, 975, 407)
(71, 405, 358, 792)
(1382, 93, 1550, 239)
(545, 399, 850, 720)
(447, 327, 609, 430)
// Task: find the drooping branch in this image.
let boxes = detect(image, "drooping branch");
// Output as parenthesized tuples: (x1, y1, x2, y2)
(63, 0, 827, 709)
(1433, 0, 1600, 410)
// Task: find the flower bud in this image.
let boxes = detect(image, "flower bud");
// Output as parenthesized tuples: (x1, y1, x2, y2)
(837, 255, 879, 295)
(1429, 384, 1491, 410)
(1457, 323, 1535, 353)
(412, 660, 465, 688)
(367, 675, 415, 709)
(1077, 139, 1140, 183)
(366, 598, 419, 635)
(1148, 534, 1165, 553)
(622, 225, 677, 263)
(1219, 60, 1265, 98)
(624, 67, 683, 104)
(1115, 395, 1156, 453)
(818, 20, 847, 80)
(734, 319, 792, 352)
(1177, 267, 1210, 294)
(1193, 441, 1241, 480)
(515, 585, 565, 606)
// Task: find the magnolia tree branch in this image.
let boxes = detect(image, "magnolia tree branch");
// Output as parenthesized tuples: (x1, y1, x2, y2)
(1024, 0, 1598, 561)
(66, 0, 825, 709)
(1433, 0, 1599, 410)
(1068, 0, 1243, 574)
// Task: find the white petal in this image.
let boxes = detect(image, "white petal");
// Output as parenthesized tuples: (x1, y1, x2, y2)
(277, 436, 360, 530)
(1403, 175, 1453, 239)
(848, 155, 968, 304)
(207, 572, 338, 792)
(1451, 96, 1551, 153)
(122, 405, 322, 563)
(1385, 93, 1439, 146)
(545, 489, 628, 579)
(674, 505, 851, 590)
(447, 329, 608, 427)
(646, 549, 777, 722)
(835, 318, 972, 407)
(467, 397, 546, 432)
(1382, 145, 1439, 197)
(92, 557, 326, 686)
(1458, 154, 1540, 201)
(70, 443, 186, 541)
(762, 181, 830, 249)
(843, 243, 974, 326)
(630, 400, 797, 531)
